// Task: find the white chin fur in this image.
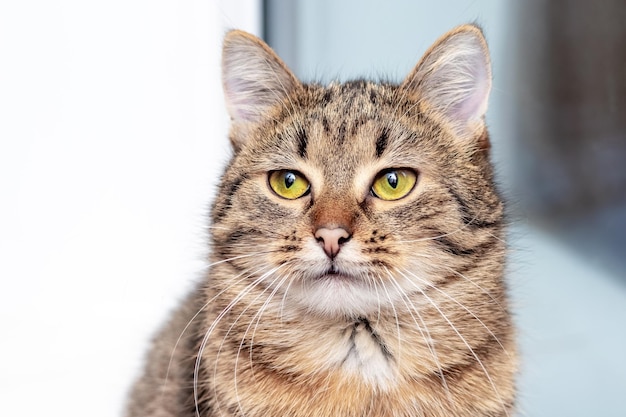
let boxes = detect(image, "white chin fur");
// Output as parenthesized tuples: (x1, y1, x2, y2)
(289, 277, 386, 317)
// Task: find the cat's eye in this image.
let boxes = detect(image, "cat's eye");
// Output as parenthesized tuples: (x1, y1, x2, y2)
(268, 170, 310, 200)
(371, 169, 417, 201)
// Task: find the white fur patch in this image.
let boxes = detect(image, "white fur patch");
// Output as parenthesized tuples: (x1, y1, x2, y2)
(340, 322, 396, 390)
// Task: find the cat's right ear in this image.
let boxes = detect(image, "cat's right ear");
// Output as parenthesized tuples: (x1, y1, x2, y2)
(222, 30, 300, 151)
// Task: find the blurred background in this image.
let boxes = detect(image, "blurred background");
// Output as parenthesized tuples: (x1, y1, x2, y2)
(1, 1, 624, 416)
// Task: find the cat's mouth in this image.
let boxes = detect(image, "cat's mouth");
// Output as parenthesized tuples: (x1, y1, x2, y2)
(317, 265, 355, 282)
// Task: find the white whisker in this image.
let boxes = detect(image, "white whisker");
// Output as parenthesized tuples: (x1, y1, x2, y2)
(441, 265, 507, 314)
(374, 273, 402, 356)
(382, 267, 452, 400)
(396, 268, 509, 417)
(232, 264, 290, 415)
(194, 264, 283, 417)
(400, 267, 509, 356)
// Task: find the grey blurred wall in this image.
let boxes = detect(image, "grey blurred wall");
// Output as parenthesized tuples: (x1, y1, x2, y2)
(510, 0, 626, 276)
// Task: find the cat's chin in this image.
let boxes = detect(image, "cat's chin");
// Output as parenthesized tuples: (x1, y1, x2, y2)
(288, 272, 388, 318)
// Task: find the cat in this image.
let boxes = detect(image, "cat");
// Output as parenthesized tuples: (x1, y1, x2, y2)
(126, 24, 517, 417)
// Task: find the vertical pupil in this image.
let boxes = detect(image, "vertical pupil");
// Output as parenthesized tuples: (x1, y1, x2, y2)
(284, 172, 296, 188)
(386, 172, 398, 189)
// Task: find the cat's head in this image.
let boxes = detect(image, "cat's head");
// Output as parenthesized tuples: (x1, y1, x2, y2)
(211, 26, 504, 319)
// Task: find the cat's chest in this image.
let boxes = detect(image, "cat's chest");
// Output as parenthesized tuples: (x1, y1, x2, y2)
(304, 318, 397, 390)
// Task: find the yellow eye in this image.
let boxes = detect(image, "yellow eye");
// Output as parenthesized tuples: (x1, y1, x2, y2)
(268, 170, 310, 199)
(371, 169, 417, 201)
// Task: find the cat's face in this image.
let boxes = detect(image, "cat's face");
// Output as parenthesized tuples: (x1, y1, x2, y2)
(212, 27, 503, 319)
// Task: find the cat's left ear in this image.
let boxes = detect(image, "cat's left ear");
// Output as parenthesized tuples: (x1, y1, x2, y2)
(222, 30, 301, 151)
(401, 25, 491, 143)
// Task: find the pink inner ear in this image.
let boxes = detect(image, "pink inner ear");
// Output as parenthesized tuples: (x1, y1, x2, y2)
(408, 28, 492, 139)
(453, 63, 490, 124)
(224, 78, 261, 122)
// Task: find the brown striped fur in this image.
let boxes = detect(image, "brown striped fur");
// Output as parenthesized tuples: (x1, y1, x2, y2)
(126, 25, 517, 417)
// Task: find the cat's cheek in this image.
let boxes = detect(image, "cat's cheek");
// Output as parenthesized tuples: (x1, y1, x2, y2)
(391, 259, 439, 296)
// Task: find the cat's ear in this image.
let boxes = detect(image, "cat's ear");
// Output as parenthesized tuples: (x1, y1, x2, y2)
(222, 30, 300, 150)
(401, 25, 491, 143)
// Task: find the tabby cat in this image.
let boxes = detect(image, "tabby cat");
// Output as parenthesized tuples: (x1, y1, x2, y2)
(126, 24, 517, 417)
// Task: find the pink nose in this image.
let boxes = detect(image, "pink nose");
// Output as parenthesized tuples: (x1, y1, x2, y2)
(314, 227, 351, 258)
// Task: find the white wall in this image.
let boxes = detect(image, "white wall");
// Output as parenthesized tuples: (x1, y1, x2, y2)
(0, 1, 260, 416)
